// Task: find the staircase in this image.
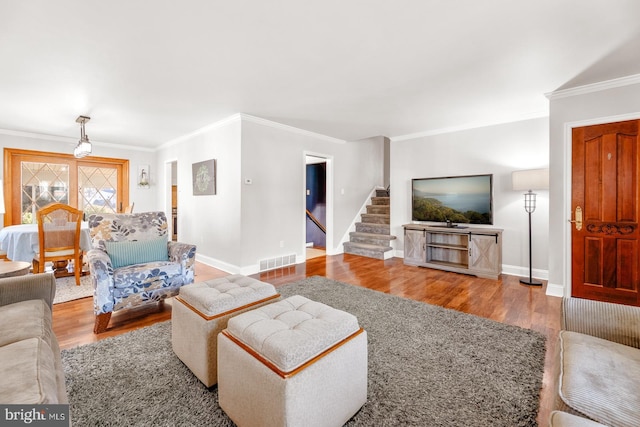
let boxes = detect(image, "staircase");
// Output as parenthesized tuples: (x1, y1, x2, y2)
(343, 189, 395, 260)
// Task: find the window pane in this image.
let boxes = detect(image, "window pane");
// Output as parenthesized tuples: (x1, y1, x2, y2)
(78, 166, 118, 214)
(21, 162, 69, 224)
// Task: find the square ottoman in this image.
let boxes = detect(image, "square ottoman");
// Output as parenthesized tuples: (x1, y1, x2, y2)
(218, 295, 368, 427)
(171, 274, 280, 387)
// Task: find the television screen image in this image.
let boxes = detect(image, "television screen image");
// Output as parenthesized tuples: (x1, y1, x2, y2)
(412, 174, 493, 225)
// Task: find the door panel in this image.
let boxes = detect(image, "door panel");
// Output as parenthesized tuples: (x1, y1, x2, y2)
(78, 164, 121, 215)
(617, 239, 636, 289)
(572, 119, 640, 306)
(404, 229, 426, 265)
(617, 135, 636, 221)
(20, 161, 70, 223)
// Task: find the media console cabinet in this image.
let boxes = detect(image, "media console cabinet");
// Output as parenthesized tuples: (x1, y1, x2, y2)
(403, 224, 503, 279)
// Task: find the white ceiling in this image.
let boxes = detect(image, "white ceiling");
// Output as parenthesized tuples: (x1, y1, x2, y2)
(1, 0, 640, 149)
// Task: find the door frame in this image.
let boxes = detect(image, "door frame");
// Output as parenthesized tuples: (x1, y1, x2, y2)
(3, 148, 129, 225)
(562, 112, 640, 297)
(302, 151, 333, 257)
(164, 159, 178, 239)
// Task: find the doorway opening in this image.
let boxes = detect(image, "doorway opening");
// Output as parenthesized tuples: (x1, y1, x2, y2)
(164, 160, 178, 241)
(305, 155, 327, 260)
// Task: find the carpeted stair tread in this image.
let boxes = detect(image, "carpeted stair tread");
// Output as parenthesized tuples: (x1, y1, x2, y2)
(360, 213, 390, 224)
(349, 231, 396, 240)
(355, 222, 390, 233)
(370, 196, 390, 205)
(366, 205, 390, 214)
(347, 191, 394, 259)
(343, 242, 393, 260)
(344, 242, 392, 251)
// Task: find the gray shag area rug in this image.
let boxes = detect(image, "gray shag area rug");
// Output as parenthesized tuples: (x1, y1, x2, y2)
(61, 276, 546, 426)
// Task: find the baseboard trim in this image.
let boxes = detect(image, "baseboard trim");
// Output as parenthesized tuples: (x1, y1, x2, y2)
(195, 253, 305, 277)
(195, 254, 239, 274)
(501, 264, 549, 281)
(545, 282, 565, 298)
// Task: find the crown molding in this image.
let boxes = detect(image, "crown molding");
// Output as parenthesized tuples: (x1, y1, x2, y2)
(159, 113, 242, 149)
(0, 128, 154, 152)
(390, 110, 548, 142)
(0, 128, 76, 143)
(160, 113, 346, 149)
(545, 73, 640, 100)
(240, 114, 346, 144)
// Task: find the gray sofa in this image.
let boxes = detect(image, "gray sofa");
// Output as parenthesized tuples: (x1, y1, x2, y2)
(552, 297, 640, 427)
(0, 272, 68, 404)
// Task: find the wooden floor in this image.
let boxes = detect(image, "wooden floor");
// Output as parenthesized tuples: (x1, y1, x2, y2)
(52, 254, 561, 425)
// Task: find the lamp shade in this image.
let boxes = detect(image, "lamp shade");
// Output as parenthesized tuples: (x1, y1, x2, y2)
(512, 168, 549, 191)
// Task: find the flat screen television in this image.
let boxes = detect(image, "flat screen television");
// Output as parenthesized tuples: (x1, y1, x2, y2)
(412, 174, 493, 225)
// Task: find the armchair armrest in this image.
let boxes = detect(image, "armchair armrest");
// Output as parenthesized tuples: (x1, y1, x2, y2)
(168, 241, 196, 283)
(0, 272, 56, 310)
(562, 297, 640, 349)
(87, 248, 116, 314)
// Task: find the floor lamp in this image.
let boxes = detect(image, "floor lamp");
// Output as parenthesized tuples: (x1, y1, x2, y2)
(512, 169, 549, 286)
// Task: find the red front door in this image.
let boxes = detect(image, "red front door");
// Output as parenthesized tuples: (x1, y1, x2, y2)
(571, 119, 640, 306)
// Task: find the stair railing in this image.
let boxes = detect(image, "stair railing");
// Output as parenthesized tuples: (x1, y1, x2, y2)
(306, 209, 326, 234)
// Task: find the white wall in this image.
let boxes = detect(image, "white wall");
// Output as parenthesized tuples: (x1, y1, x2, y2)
(155, 116, 383, 275)
(239, 119, 384, 272)
(548, 81, 640, 297)
(0, 132, 157, 214)
(390, 117, 550, 277)
(155, 117, 242, 271)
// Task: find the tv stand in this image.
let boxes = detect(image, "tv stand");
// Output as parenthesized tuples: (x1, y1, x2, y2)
(430, 224, 468, 229)
(403, 224, 502, 279)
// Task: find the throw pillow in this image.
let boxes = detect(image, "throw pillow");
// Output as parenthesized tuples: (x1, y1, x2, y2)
(104, 237, 168, 269)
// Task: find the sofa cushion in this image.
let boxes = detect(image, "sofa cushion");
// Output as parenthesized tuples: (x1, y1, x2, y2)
(113, 261, 182, 290)
(105, 236, 168, 269)
(549, 411, 607, 427)
(0, 337, 59, 404)
(0, 299, 54, 348)
(559, 330, 640, 427)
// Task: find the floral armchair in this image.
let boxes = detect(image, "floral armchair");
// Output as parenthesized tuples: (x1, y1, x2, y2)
(86, 211, 196, 333)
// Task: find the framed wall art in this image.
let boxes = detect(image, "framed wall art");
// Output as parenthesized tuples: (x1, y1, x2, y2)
(192, 159, 216, 195)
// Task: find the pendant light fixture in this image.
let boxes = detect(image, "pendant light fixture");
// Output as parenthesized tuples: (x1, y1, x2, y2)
(74, 115, 92, 158)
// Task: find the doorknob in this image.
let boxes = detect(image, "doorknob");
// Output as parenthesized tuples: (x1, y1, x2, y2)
(568, 206, 583, 231)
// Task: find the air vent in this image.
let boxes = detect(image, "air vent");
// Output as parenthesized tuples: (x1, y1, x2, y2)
(259, 253, 296, 272)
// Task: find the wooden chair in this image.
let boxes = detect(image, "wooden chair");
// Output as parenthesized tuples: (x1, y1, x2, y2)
(33, 203, 83, 285)
(124, 202, 134, 213)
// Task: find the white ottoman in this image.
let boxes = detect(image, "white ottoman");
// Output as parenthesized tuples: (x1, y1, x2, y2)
(171, 274, 280, 387)
(218, 295, 368, 427)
